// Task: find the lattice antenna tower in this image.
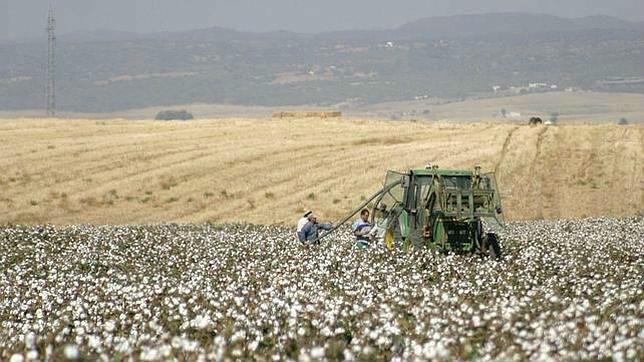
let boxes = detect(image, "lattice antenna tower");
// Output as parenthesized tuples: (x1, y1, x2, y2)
(46, 6, 56, 117)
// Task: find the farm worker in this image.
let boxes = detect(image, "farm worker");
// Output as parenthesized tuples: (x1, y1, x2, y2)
(299, 213, 332, 244)
(352, 209, 372, 248)
(295, 210, 313, 243)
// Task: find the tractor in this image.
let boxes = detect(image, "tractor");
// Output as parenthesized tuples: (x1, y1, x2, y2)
(370, 165, 504, 258)
(314, 165, 504, 259)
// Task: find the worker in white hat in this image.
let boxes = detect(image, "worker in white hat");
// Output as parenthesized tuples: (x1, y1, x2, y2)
(295, 210, 313, 243)
(299, 212, 332, 244)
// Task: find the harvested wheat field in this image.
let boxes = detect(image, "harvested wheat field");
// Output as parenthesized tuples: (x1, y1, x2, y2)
(0, 118, 641, 225)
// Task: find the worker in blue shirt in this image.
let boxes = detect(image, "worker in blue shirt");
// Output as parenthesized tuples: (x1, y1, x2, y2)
(299, 213, 332, 245)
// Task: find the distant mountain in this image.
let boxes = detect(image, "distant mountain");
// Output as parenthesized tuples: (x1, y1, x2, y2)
(56, 13, 642, 44)
(395, 13, 643, 38)
(60, 26, 303, 44)
(1, 13, 642, 113)
(60, 29, 143, 43)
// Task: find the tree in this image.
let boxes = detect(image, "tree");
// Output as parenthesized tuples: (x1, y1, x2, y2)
(618, 118, 628, 125)
(501, 108, 507, 118)
(155, 110, 194, 121)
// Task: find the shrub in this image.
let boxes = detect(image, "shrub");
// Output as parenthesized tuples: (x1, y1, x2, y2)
(155, 110, 194, 121)
(528, 117, 543, 125)
(618, 118, 628, 125)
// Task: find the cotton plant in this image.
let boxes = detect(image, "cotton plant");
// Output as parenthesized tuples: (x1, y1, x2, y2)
(0, 219, 642, 360)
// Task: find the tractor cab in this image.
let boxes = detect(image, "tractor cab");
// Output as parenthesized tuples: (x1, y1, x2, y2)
(372, 165, 504, 257)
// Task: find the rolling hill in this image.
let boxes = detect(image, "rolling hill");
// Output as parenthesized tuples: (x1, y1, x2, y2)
(1, 13, 643, 113)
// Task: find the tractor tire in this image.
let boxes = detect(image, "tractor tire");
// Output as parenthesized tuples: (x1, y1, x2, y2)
(481, 233, 502, 260)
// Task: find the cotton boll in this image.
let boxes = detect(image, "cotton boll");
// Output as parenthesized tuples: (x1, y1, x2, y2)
(310, 347, 325, 359)
(63, 345, 79, 360)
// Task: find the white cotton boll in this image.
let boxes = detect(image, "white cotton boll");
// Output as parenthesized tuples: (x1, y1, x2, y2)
(412, 343, 423, 356)
(231, 330, 246, 343)
(140, 348, 160, 361)
(436, 343, 450, 358)
(88, 335, 101, 349)
(179, 304, 188, 316)
(473, 315, 481, 328)
(213, 336, 225, 346)
(150, 320, 161, 331)
(115, 340, 131, 353)
(104, 320, 115, 332)
(64, 345, 79, 360)
(190, 314, 213, 329)
(171, 337, 182, 349)
(423, 343, 437, 359)
(159, 345, 172, 357)
(298, 350, 312, 362)
(9, 354, 24, 362)
(310, 346, 325, 359)
(320, 326, 332, 337)
(26, 350, 38, 360)
(24, 332, 36, 349)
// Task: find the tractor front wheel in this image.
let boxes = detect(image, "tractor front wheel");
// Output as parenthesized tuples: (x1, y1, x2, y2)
(481, 233, 502, 260)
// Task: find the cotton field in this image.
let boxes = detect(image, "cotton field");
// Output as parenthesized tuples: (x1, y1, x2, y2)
(1, 218, 642, 361)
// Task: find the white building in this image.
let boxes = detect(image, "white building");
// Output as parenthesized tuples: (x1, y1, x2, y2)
(528, 83, 547, 89)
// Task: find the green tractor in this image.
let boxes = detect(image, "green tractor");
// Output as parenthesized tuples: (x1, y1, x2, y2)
(370, 165, 504, 258)
(312, 164, 504, 258)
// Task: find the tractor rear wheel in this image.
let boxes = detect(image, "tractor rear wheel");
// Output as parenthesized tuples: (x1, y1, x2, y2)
(481, 233, 502, 260)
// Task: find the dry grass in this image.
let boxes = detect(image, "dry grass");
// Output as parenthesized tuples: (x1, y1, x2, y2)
(352, 91, 644, 122)
(0, 118, 641, 225)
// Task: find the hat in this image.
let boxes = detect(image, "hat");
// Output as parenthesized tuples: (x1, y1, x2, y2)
(303, 210, 313, 218)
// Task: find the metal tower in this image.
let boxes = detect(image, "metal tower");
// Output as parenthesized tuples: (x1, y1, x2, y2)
(46, 6, 56, 117)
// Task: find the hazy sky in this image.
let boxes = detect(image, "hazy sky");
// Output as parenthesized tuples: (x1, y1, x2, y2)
(2, 0, 643, 39)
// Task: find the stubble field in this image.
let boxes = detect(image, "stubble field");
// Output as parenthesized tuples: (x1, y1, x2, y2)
(0, 118, 641, 224)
